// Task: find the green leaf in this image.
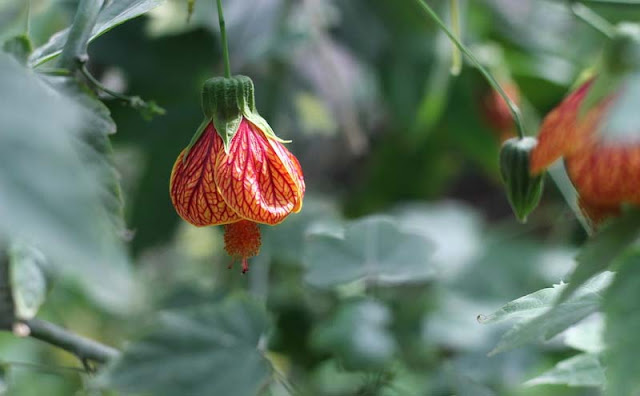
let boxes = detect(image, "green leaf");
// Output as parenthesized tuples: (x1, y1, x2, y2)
(604, 251, 640, 396)
(0, 54, 135, 311)
(557, 209, 640, 305)
(480, 272, 613, 355)
(563, 314, 605, 354)
(303, 216, 435, 289)
(525, 353, 605, 388)
(311, 299, 396, 371)
(8, 242, 49, 320)
(29, 0, 165, 67)
(102, 295, 272, 396)
(2, 35, 32, 65)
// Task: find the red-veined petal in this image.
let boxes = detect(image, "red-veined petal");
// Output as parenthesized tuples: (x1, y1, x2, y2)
(170, 124, 241, 226)
(214, 119, 303, 225)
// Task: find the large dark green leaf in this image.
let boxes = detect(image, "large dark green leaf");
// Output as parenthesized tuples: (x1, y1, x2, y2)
(102, 295, 271, 396)
(0, 54, 134, 311)
(303, 216, 435, 289)
(604, 251, 640, 396)
(29, 0, 165, 67)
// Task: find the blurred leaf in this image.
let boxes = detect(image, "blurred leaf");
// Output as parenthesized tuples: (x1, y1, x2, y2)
(525, 353, 604, 388)
(8, 242, 49, 320)
(557, 209, 640, 305)
(0, 54, 134, 311)
(563, 314, 605, 354)
(602, 71, 640, 143)
(604, 251, 640, 396)
(29, 0, 165, 67)
(2, 35, 32, 65)
(261, 197, 340, 266)
(311, 299, 396, 370)
(450, 371, 497, 396)
(102, 295, 271, 396)
(303, 216, 435, 289)
(480, 271, 613, 355)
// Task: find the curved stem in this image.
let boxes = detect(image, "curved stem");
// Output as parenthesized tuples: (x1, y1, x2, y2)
(449, 0, 462, 75)
(414, 0, 526, 138)
(216, 0, 232, 78)
(570, 2, 615, 38)
(25, 0, 31, 36)
(23, 319, 119, 364)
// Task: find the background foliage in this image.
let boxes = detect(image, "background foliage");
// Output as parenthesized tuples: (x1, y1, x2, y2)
(1, 0, 640, 395)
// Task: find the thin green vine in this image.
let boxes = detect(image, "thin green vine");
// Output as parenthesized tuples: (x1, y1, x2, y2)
(414, 0, 526, 139)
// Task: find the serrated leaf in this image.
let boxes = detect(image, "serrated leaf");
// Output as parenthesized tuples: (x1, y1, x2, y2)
(0, 54, 134, 312)
(480, 272, 613, 355)
(44, 76, 127, 235)
(102, 295, 271, 396)
(604, 251, 640, 396)
(311, 299, 396, 370)
(525, 353, 604, 388)
(303, 216, 435, 289)
(29, 0, 165, 67)
(557, 209, 640, 305)
(8, 242, 49, 320)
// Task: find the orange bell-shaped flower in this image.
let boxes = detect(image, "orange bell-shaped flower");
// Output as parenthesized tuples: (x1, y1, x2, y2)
(530, 78, 640, 225)
(170, 76, 305, 271)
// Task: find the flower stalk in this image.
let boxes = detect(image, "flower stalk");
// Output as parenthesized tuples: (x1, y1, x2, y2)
(414, 0, 526, 139)
(449, 0, 462, 75)
(216, 0, 232, 78)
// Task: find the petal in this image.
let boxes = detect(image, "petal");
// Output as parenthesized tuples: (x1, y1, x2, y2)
(170, 124, 241, 226)
(214, 119, 302, 225)
(530, 80, 605, 174)
(264, 136, 306, 213)
(565, 144, 640, 207)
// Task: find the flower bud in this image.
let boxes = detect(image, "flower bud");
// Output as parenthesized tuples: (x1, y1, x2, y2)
(606, 23, 640, 74)
(500, 137, 544, 223)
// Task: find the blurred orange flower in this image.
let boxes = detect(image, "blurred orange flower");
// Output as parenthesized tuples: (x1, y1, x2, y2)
(170, 118, 305, 272)
(530, 79, 640, 225)
(482, 82, 520, 142)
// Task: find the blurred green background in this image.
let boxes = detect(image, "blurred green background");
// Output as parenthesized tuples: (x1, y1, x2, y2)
(1, 0, 637, 395)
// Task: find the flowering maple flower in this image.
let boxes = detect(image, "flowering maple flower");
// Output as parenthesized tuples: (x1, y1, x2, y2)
(170, 76, 305, 272)
(482, 82, 520, 142)
(529, 79, 640, 225)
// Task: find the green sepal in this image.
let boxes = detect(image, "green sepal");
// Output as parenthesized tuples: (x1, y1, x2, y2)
(182, 118, 210, 164)
(499, 137, 544, 223)
(579, 23, 640, 118)
(2, 35, 33, 65)
(201, 75, 289, 153)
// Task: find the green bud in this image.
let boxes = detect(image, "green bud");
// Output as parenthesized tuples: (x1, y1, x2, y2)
(500, 137, 544, 223)
(201, 75, 257, 150)
(606, 23, 640, 74)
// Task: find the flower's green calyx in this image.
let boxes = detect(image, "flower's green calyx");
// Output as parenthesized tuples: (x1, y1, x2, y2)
(500, 137, 544, 223)
(606, 23, 640, 74)
(198, 75, 286, 155)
